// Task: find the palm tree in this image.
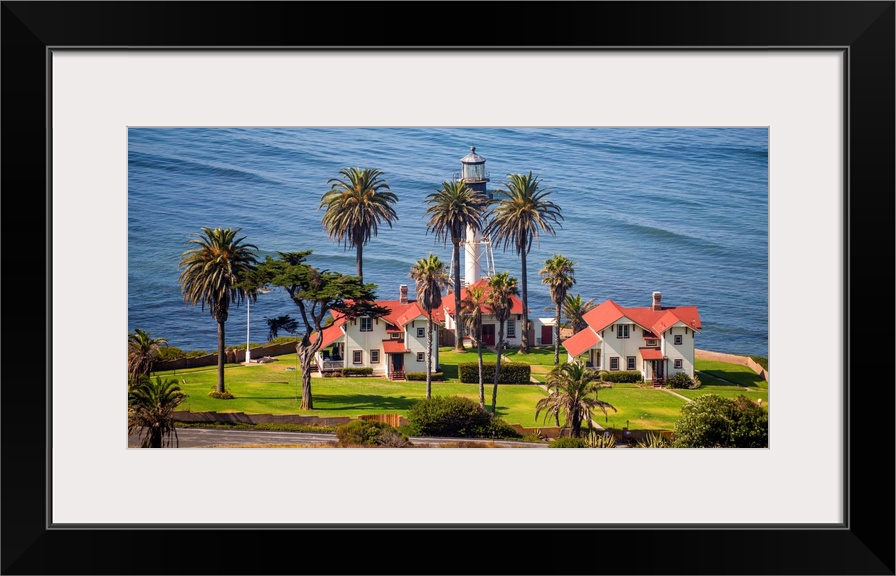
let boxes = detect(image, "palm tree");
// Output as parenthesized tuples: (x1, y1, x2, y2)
(178, 227, 258, 394)
(486, 271, 519, 415)
(563, 293, 596, 334)
(424, 180, 490, 352)
(409, 253, 449, 398)
(536, 360, 617, 438)
(539, 254, 576, 366)
(484, 171, 563, 354)
(127, 328, 168, 387)
(460, 284, 489, 408)
(320, 167, 398, 282)
(128, 376, 187, 448)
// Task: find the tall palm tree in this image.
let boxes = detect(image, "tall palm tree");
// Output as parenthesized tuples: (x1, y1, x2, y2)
(536, 360, 617, 438)
(128, 376, 187, 448)
(460, 284, 488, 408)
(178, 227, 258, 394)
(563, 293, 596, 334)
(424, 180, 490, 352)
(539, 254, 576, 366)
(484, 171, 563, 354)
(409, 253, 449, 398)
(127, 328, 168, 387)
(486, 271, 519, 415)
(320, 167, 398, 282)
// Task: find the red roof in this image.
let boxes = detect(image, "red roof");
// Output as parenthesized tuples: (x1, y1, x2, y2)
(640, 348, 665, 360)
(442, 279, 526, 316)
(582, 298, 701, 336)
(310, 315, 348, 349)
(561, 328, 601, 357)
(382, 340, 409, 354)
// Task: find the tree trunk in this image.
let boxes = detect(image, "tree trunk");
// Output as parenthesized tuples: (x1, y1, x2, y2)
(477, 336, 485, 409)
(491, 321, 503, 415)
(150, 427, 162, 448)
(520, 245, 529, 353)
(216, 319, 226, 394)
(297, 333, 322, 410)
(426, 312, 433, 399)
(356, 242, 363, 283)
(453, 241, 463, 352)
(554, 302, 561, 366)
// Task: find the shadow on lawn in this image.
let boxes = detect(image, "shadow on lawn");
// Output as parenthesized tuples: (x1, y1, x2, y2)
(311, 394, 420, 411)
(696, 369, 764, 388)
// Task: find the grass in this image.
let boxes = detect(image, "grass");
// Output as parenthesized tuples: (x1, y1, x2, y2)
(152, 350, 770, 432)
(503, 346, 561, 365)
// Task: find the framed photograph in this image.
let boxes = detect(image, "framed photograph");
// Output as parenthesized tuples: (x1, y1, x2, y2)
(3, 2, 893, 574)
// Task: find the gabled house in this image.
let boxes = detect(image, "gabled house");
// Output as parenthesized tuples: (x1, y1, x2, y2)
(562, 291, 702, 386)
(311, 284, 443, 380)
(441, 278, 541, 349)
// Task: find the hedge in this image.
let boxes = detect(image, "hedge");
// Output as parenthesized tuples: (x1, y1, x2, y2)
(599, 370, 642, 383)
(342, 367, 373, 376)
(406, 371, 444, 381)
(459, 363, 531, 384)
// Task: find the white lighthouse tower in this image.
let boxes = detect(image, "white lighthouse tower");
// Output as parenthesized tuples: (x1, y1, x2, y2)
(457, 146, 492, 286)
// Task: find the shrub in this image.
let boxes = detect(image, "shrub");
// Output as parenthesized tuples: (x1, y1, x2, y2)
(406, 396, 491, 437)
(157, 346, 208, 361)
(584, 430, 617, 448)
(322, 371, 342, 378)
(335, 419, 409, 447)
(484, 417, 522, 439)
(674, 394, 768, 448)
(405, 371, 444, 381)
(666, 372, 694, 389)
(600, 370, 642, 383)
(342, 367, 373, 376)
(634, 432, 672, 448)
(458, 363, 531, 384)
(549, 437, 588, 448)
(207, 391, 235, 399)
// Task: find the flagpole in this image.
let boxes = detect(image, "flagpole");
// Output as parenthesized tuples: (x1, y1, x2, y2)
(245, 290, 251, 365)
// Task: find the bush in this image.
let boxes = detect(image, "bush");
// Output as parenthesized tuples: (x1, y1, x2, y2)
(342, 367, 373, 376)
(335, 419, 409, 447)
(549, 437, 588, 448)
(674, 394, 768, 447)
(322, 371, 342, 378)
(458, 363, 531, 384)
(207, 391, 235, 399)
(600, 370, 642, 383)
(666, 372, 694, 389)
(584, 431, 617, 448)
(157, 346, 209, 361)
(484, 417, 522, 439)
(405, 371, 444, 381)
(406, 396, 492, 438)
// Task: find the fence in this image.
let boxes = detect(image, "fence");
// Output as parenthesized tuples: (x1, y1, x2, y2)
(154, 341, 299, 372)
(695, 348, 769, 381)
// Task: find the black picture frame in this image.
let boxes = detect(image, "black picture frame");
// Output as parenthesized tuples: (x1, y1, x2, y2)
(2, 2, 893, 574)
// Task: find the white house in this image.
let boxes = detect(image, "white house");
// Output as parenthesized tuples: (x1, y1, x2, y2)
(441, 278, 547, 349)
(562, 291, 702, 385)
(311, 284, 442, 380)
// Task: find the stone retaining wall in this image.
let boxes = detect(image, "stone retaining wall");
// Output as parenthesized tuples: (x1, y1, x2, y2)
(695, 349, 768, 381)
(155, 341, 299, 371)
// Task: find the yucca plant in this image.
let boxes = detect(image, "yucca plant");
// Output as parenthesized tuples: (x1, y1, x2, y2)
(634, 432, 672, 448)
(585, 429, 617, 448)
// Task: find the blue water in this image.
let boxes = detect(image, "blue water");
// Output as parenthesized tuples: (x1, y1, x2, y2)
(128, 128, 768, 357)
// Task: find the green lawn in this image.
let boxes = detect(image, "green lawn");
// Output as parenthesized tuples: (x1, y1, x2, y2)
(503, 346, 561, 365)
(152, 350, 769, 432)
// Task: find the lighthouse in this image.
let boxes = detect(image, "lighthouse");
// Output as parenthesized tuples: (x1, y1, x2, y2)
(457, 146, 491, 286)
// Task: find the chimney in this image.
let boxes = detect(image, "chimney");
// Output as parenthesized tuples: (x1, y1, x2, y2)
(652, 291, 662, 311)
(400, 284, 409, 305)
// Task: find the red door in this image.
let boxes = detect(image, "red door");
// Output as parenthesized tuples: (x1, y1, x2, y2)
(481, 324, 495, 346)
(541, 325, 553, 345)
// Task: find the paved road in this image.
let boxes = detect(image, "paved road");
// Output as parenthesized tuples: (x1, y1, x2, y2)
(129, 427, 550, 448)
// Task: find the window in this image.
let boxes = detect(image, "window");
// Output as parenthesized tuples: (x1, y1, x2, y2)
(370, 350, 380, 364)
(390, 332, 401, 339)
(674, 334, 683, 345)
(416, 352, 426, 363)
(610, 357, 619, 371)
(617, 324, 630, 339)
(674, 359, 683, 369)
(645, 339, 658, 347)
(594, 350, 601, 368)
(360, 317, 372, 332)
(416, 327, 425, 338)
(352, 350, 362, 364)
(506, 319, 516, 338)
(627, 356, 636, 370)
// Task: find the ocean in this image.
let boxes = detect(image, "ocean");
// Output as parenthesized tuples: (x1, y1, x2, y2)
(128, 127, 768, 357)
